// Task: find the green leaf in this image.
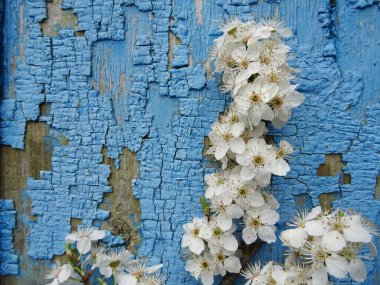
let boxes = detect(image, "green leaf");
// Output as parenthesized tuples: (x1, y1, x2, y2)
(200, 196, 210, 217)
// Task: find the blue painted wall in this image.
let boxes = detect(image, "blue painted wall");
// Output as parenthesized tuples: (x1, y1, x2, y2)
(1, 0, 379, 284)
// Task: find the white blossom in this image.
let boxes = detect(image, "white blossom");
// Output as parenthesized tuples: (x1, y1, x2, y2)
(270, 81, 305, 128)
(182, 217, 211, 254)
(207, 219, 239, 253)
(234, 76, 278, 126)
(280, 206, 328, 249)
(320, 211, 372, 252)
(97, 249, 133, 278)
(45, 260, 73, 285)
(231, 44, 261, 84)
(185, 254, 216, 285)
(236, 138, 289, 185)
(210, 194, 244, 231)
(211, 249, 242, 276)
(65, 228, 105, 254)
(81, 244, 108, 269)
(263, 19, 293, 38)
(207, 119, 245, 161)
(303, 238, 348, 279)
(229, 174, 265, 209)
(204, 172, 230, 199)
(241, 262, 263, 285)
(242, 205, 279, 244)
(118, 262, 163, 285)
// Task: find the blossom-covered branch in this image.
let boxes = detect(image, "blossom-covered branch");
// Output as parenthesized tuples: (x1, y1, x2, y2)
(45, 228, 165, 285)
(242, 207, 377, 284)
(181, 18, 377, 285)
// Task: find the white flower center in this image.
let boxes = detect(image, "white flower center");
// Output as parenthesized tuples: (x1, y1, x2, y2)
(222, 132, 233, 142)
(250, 93, 262, 104)
(216, 176, 225, 186)
(269, 72, 279, 83)
(240, 58, 250, 69)
(315, 249, 328, 263)
(238, 187, 247, 197)
(193, 228, 200, 237)
(201, 261, 210, 269)
(230, 114, 240, 123)
(252, 155, 265, 166)
(270, 96, 283, 108)
(249, 217, 261, 229)
(213, 227, 223, 238)
(217, 204, 227, 213)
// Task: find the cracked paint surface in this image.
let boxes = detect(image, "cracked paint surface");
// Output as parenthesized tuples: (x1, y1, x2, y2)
(0, 0, 379, 284)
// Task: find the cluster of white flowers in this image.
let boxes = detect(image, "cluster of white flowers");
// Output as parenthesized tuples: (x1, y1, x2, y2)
(45, 228, 165, 285)
(181, 18, 376, 285)
(241, 207, 377, 285)
(182, 18, 304, 285)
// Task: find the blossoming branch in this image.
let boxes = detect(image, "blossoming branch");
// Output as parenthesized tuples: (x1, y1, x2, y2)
(181, 18, 377, 285)
(242, 207, 377, 284)
(45, 228, 165, 285)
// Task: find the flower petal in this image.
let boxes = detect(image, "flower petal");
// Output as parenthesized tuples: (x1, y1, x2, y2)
(118, 274, 137, 285)
(267, 158, 289, 176)
(225, 255, 242, 273)
(311, 266, 328, 285)
(229, 137, 246, 154)
(306, 206, 321, 220)
(231, 122, 245, 137)
(57, 264, 73, 283)
(325, 254, 348, 278)
(254, 168, 271, 186)
(242, 227, 257, 244)
(226, 204, 244, 219)
(215, 143, 229, 160)
(51, 279, 60, 285)
(348, 258, 367, 282)
(343, 224, 372, 243)
(249, 191, 265, 207)
(89, 229, 105, 241)
(260, 208, 280, 225)
(280, 228, 308, 249)
(248, 106, 262, 126)
(221, 234, 238, 252)
(305, 220, 330, 236)
(65, 233, 78, 243)
(218, 214, 233, 231)
(272, 269, 288, 284)
(240, 165, 257, 181)
(100, 266, 113, 278)
(321, 230, 346, 252)
(288, 92, 305, 107)
(258, 226, 276, 243)
(189, 237, 205, 255)
(77, 238, 92, 254)
(260, 103, 274, 121)
(200, 271, 214, 285)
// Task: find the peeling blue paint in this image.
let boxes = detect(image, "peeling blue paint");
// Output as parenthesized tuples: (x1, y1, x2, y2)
(1, 0, 379, 284)
(0, 200, 19, 275)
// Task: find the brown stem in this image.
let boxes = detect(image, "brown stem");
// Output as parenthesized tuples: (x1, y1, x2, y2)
(221, 240, 264, 285)
(82, 269, 93, 285)
(67, 252, 91, 285)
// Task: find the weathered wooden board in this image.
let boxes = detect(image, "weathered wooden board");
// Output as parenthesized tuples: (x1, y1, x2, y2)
(1, 0, 379, 284)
